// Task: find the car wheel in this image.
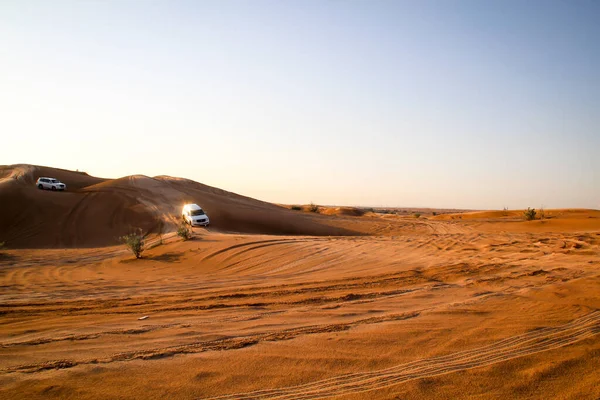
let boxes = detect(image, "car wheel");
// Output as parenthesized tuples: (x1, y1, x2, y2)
(38, 184, 43, 190)
(51, 186, 56, 191)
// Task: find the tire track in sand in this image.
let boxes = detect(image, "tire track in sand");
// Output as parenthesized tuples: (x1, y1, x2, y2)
(201, 239, 321, 263)
(200, 310, 600, 400)
(2, 312, 420, 373)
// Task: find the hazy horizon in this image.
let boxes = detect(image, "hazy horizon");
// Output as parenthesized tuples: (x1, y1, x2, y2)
(1, 1, 599, 209)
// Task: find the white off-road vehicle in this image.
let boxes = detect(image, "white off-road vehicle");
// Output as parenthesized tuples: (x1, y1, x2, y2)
(36, 177, 67, 191)
(182, 204, 210, 226)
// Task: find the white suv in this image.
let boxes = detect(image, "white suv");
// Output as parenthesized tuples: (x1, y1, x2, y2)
(36, 177, 67, 191)
(182, 203, 210, 226)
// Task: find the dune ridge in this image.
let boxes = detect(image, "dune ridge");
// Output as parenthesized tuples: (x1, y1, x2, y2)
(0, 164, 357, 248)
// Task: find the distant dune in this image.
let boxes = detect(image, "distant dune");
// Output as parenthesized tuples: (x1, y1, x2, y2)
(283, 204, 366, 217)
(320, 206, 366, 217)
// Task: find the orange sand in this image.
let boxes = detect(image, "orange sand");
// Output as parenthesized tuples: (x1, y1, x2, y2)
(1, 165, 599, 399)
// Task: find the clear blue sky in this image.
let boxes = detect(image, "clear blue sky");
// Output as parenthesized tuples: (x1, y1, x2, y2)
(1, 0, 598, 209)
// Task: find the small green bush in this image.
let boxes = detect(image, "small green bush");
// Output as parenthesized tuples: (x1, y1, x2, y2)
(291, 205, 302, 211)
(524, 207, 537, 221)
(309, 203, 319, 213)
(177, 222, 193, 241)
(414, 213, 421, 218)
(120, 230, 145, 259)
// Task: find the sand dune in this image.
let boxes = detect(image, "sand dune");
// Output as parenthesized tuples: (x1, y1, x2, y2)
(1, 165, 599, 399)
(0, 165, 356, 248)
(319, 206, 366, 217)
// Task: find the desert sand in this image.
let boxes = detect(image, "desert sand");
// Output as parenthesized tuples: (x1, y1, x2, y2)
(1, 165, 599, 399)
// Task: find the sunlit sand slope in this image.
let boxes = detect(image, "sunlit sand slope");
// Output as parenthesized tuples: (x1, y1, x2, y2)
(0, 165, 356, 248)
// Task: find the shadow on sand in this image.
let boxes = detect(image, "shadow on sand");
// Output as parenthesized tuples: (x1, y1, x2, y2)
(145, 252, 184, 262)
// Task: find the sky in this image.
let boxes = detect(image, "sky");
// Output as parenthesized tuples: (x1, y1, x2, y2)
(1, 0, 599, 209)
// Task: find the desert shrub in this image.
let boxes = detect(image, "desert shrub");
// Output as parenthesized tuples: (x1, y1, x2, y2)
(0, 241, 4, 253)
(120, 230, 145, 259)
(414, 213, 421, 218)
(502, 207, 509, 216)
(291, 205, 302, 211)
(177, 222, 193, 240)
(538, 207, 545, 220)
(524, 207, 537, 221)
(309, 203, 319, 213)
(432, 212, 437, 216)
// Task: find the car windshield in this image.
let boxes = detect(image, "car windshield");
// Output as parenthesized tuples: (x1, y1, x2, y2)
(190, 209, 205, 216)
